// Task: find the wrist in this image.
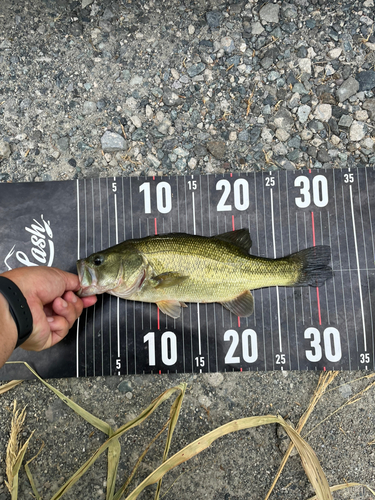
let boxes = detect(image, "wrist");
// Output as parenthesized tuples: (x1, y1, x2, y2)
(0, 276, 33, 348)
(0, 293, 18, 367)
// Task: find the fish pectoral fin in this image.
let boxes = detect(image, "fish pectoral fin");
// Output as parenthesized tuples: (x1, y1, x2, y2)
(149, 272, 188, 289)
(157, 300, 187, 319)
(213, 229, 252, 254)
(221, 290, 254, 317)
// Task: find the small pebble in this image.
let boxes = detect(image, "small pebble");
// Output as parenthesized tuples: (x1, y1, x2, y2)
(259, 3, 280, 23)
(349, 121, 367, 141)
(101, 131, 127, 152)
(314, 104, 332, 122)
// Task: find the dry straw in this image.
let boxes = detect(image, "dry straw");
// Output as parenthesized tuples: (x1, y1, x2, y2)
(5, 400, 34, 500)
(3, 361, 375, 499)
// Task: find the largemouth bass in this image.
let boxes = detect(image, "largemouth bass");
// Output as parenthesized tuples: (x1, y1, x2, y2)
(77, 229, 332, 318)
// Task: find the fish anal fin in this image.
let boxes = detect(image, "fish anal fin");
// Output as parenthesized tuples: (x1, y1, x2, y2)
(221, 290, 254, 317)
(150, 272, 188, 289)
(157, 300, 187, 318)
(213, 229, 252, 254)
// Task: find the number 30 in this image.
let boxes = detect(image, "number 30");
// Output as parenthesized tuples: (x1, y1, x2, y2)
(294, 175, 329, 208)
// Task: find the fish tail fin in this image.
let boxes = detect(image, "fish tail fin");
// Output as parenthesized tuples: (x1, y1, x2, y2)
(289, 245, 333, 287)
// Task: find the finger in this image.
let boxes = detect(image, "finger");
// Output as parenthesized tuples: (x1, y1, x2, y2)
(47, 315, 71, 346)
(51, 269, 81, 293)
(81, 295, 97, 308)
(52, 296, 82, 330)
(62, 290, 81, 307)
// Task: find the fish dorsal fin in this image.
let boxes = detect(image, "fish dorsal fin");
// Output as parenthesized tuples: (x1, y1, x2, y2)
(221, 290, 254, 317)
(213, 229, 252, 254)
(157, 300, 187, 318)
(149, 272, 188, 289)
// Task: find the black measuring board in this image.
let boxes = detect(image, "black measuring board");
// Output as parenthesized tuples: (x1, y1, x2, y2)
(0, 167, 374, 380)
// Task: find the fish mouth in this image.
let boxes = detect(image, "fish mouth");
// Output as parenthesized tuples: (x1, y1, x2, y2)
(77, 259, 99, 297)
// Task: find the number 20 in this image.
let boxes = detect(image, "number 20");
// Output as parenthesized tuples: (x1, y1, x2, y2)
(294, 175, 328, 208)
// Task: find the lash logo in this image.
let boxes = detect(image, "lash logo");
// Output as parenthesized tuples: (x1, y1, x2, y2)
(4, 215, 54, 270)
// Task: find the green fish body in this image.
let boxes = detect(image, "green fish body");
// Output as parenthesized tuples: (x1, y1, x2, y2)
(77, 229, 332, 318)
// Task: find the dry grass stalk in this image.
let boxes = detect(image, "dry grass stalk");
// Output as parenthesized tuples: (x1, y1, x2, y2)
(25, 443, 45, 500)
(0, 380, 23, 394)
(264, 371, 338, 500)
(123, 415, 332, 500)
(307, 481, 375, 499)
(304, 377, 375, 439)
(6, 401, 26, 493)
(113, 419, 170, 500)
(5, 400, 34, 499)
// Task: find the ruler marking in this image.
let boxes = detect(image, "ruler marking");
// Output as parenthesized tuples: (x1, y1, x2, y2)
(349, 184, 367, 352)
(200, 175, 204, 235)
(76, 179, 81, 378)
(287, 172, 299, 370)
(113, 178, 121, 366)
(320, 211, 330, 325)
(296, 212, 306, 325)
(184, 176, 188, 233)
(357, 171, 372, 370)
(254, 173, 264, 367)
(176, 175, 181, 233)
(327, 210, 338, 325)
(264, 174, 274, 370)
(206, 176, 212, 372)
(105, 179, 112, 374)
(364, 168, 375, 368)
(127, 178, 133, 374)
(199, 176, 206, 366)
(279, 171, 291, 368)
(270, 185, 282, 354)
(121, 177, 127, 373)
(333, 171, 351, 370)
(129, 177, 134, 239)
(311, 212, 322, 325)
(91, 179, 96, 376)
(287, 172, 299, 369)
(342, 183, 359, 353)
(191, 175, 202, 364)
(303, 211, 313, 323)
(98, 179, 104, 376)
(84, 179, 88, 377)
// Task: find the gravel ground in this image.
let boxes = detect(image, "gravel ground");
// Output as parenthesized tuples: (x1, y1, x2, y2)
(0, 0, 375, 499)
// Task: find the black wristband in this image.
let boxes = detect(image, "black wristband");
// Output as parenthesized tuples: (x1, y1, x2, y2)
(0, 277, 33, 348)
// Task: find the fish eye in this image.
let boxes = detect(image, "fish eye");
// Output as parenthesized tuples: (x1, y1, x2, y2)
(93, 255, 104, 266)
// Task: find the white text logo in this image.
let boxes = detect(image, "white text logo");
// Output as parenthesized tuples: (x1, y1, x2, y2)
(4, 215, 54, 269)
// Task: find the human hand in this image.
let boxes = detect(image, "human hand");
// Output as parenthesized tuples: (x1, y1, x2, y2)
(2, 267, 97, 351)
